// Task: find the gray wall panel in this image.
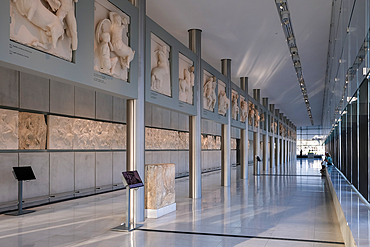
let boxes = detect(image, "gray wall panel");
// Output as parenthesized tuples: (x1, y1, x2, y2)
(96, 152, 113, 188)
(75, 87, 95, 118)
(112, 97, 126, 123)
(50, 152, 74, 195)
(50, 80, 74, 115)
(0, 67, 18, 108)
(0, 153, 18, 203)
(96, 92, 113, 121)
(75, 152, 95, 191)
(19, 153, 49, 199)
(20, 72, 49, 112)
(112, 151, 126, 185)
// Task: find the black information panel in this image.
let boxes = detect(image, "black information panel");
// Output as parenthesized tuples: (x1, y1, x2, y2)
(13, 167, 36, 181)
(122, 171, 144, 189)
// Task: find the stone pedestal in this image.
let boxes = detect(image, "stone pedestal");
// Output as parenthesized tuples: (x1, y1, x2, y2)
(145, 163, 176, 218)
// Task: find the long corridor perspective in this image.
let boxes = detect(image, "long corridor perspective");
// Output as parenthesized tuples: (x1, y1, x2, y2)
(0, 159, 344, 247)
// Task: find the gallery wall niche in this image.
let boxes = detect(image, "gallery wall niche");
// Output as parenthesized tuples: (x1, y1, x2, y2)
(10, 0, 78, 61)
(94, 0, 135, 81)
(151, 33, 171, 97)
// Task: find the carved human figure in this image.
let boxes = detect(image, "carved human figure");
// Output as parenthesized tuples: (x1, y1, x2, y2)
(47, 0, 78, 50)
(110, 12, 135, 69)
(254, 109, 260, 128)
(203, 76, 217, 111)
(231, 94, 239, 120)
(179, 66, 195, 104)
(218, 90, 230, 116)
(95, 18, 118, 75)
(151, 46, 170, 91)
(240, 100, 248, 123)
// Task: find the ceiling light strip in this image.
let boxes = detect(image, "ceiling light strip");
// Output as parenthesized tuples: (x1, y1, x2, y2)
(275, 0, 314, 125)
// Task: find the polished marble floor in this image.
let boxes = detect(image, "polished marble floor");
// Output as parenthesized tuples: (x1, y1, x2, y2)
(0, 159, 344, 247)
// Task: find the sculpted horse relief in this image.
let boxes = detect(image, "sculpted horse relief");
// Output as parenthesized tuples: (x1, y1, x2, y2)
(179, 66, 195, 104)
(10, 0, 78, 61)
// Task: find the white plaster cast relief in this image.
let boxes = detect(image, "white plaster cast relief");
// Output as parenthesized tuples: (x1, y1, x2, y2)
(240, 96, 248, 123)
(48, 115, 74, 149)
(111, 123, 126, 149)
(48, 115, 126, 150)
(19, 112, 47, 150)
(151, 34, 171, 96)
(179, 53, 194, 104)
(10, 0, 78, 61)
(0, 109, 18, 149)
(145, 128, 188, 150)
(231, 90, 239, 120)
(73, 119, 96, 149)
(94, 121, 112, 149)
(218, 80, 229, 116)
(203, 71, 217, 112)
(94, 0, 135, 81)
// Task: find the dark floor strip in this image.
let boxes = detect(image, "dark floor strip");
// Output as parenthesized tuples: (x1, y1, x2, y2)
(256, 174, 322, 177)
(137, 228, 344, 245)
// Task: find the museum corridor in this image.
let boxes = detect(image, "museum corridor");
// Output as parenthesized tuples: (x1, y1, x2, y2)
(0, 159, 344, 247)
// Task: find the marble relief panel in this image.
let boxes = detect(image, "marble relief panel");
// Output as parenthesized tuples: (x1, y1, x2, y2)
(73, 119, 96, 149)
(19, 112, 47, 150)
(0, 109, 18, 149)
(151, 34, 171, 96)
(48, 115, 126, 150)
(178, 132, 189, 150)
(48, 115, 74, 149)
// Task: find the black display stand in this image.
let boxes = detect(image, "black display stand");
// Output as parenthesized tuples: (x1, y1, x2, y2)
(111, 171, 144, 232)
(6, 167, 36, 216)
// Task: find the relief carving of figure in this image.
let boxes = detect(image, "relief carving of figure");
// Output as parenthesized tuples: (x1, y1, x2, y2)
(179, 66, 195, 104)
(248, 102, 255, 126)
(218, 90, 230, 116)
(151, 46, 170, 91)
(11, 0, 78, 60)
(95, 19, 118, 75)
(231, 94, 239, 120)
(254, 109, 260, 128)
(109, 12, 135, 69)
(47, 0, 78, 50)
(240, 100, 248, 123)
(203, 76, 217, 111)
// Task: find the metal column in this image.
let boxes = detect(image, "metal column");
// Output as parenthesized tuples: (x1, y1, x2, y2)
(275, 109, 280, 167)
(253, 89, 261, 175)
(262, 98, 269, 171)
(269, 104, 275, 168)
(188, 29, 202, 198)
(221, 59, 231, 186)
(240, 77, 248, 179)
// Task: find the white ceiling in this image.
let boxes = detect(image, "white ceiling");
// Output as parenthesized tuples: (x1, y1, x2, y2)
(147, 0, 332, 127)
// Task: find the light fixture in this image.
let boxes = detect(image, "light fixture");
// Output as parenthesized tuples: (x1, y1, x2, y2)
(275, 0, 314, 125)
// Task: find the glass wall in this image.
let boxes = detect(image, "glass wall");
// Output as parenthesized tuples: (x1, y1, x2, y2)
(323, 0, 370, 202)
(297, 126, 328, 156)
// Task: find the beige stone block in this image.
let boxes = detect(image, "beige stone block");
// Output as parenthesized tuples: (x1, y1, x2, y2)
(19, 112, 47, 150)
(145, 163, 175, 210)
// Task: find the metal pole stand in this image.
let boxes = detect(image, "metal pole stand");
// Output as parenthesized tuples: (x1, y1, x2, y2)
(6, 181, 35, 216)
(111, 186, 143, 232)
